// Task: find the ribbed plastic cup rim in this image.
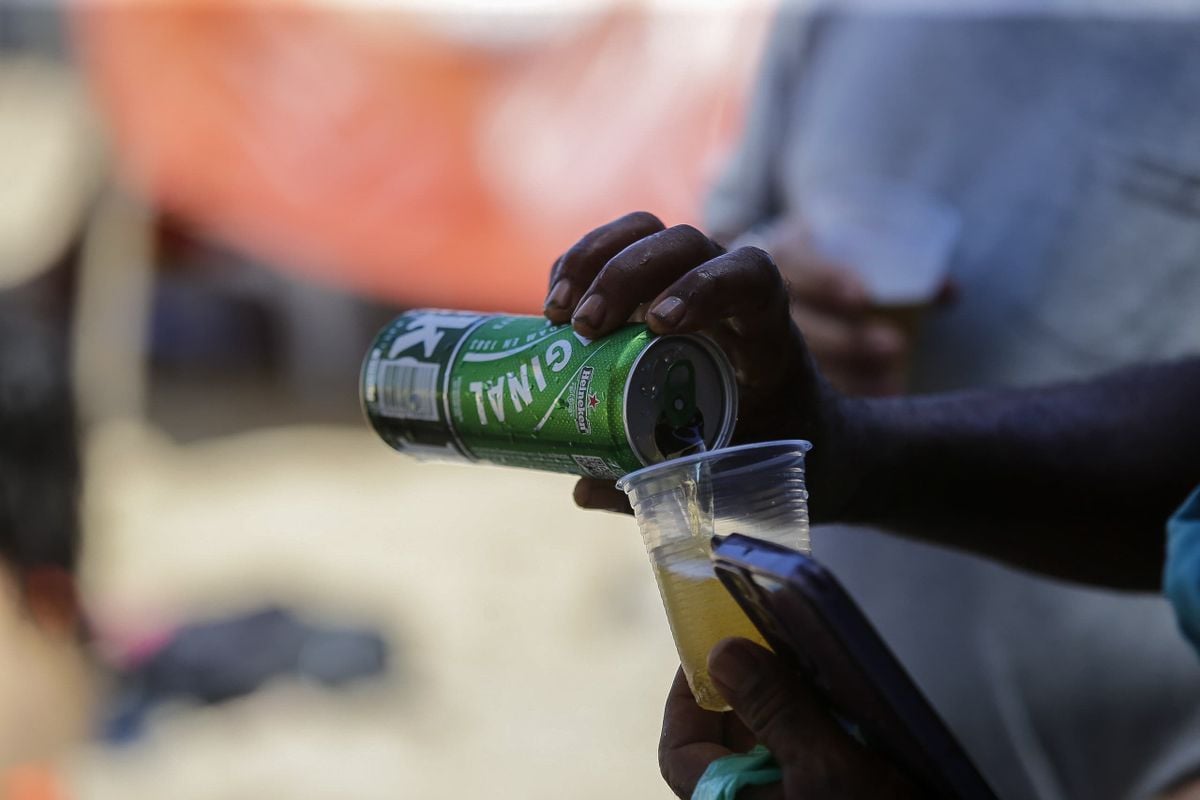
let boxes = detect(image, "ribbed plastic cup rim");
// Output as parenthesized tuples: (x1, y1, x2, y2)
(616, 438, 813, 493)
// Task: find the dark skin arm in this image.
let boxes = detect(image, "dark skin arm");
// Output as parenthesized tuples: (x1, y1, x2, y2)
(844, 368, 1200, 589)
(545, 212, 1200, 590)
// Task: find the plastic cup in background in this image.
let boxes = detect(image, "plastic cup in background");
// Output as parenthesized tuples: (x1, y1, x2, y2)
(801, 178, 961, 347)
(616, 440, 811, 711)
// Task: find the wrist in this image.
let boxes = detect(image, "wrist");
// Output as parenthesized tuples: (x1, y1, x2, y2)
(825, 393, 917, 528)
(805, 385, 876, 525)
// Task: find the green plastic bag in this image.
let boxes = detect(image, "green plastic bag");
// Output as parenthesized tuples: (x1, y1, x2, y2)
(691, 745, 782, 800)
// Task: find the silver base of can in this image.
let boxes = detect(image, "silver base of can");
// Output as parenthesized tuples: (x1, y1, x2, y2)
(622, 334, 738, 468)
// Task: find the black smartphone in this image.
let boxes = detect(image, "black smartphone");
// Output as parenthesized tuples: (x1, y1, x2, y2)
(711, 533, 999, 800)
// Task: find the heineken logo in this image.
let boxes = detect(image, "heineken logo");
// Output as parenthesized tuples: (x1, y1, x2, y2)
(576, 367, 597, 434)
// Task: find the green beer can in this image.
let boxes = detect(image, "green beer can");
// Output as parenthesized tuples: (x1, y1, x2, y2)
(361, 310, 738, 478)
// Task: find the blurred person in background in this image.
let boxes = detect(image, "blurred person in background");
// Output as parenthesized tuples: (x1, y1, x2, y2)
(702, 5, 1200, 799)
(0, 6, 107, 790)
(0, 305, 83, 636)
(0, 301, 92, 788)
(0, 0, 103, 630)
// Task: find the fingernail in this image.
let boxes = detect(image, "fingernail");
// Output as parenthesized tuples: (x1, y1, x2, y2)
(865, 325, 903, 356)
(573, 294, 607, 330)
(649, 296, 685, 327)
(708, 638, 765, 694)
(545, 278, 571, 310)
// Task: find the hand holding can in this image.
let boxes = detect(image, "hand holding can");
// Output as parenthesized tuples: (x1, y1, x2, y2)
(544, 212, 853, 522)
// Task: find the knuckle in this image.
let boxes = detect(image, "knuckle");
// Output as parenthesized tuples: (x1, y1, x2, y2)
(669, 223, 703, 239)
(560, 213, 664, 278)
(669, 223, 720, 253)
(738, 247, 789, 314)
(568, 242, 622, 278)
(736, 244, 772, 262)
(579, 235, 616, 265)
(686, 266, 722, 295)
(737, 675, 791, 730)
(760, 710, 809, 763)
(594, 257, 643, 292)
(559, 240, 595, 276)
(734, 245, 776, 269)
(625, 210, 665, 230)
(732, 246, 786, 290)
(756, 256, 787, 291)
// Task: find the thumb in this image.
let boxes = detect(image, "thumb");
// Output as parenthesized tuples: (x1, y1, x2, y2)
(707, 638, 838, 762)
(573, 478, 632, 514)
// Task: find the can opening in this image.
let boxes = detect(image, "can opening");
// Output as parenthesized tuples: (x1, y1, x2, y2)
(655, 360, 707, 459)
(624, 333, 737, 469)
(654, 414, 706, 459)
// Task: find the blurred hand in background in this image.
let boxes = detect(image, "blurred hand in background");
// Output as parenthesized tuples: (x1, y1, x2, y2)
(739, 217, 955, 398)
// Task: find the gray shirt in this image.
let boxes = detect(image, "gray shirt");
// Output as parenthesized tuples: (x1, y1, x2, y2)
(709, 10, 1200, 799)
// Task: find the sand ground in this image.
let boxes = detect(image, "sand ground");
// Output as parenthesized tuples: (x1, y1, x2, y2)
(3, 419, 680, 799)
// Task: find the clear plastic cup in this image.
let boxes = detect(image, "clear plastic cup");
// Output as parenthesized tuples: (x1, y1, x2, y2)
(798, 177, 961, 391)
(616, 440, 812, 711)
(800, 178, 961, 308)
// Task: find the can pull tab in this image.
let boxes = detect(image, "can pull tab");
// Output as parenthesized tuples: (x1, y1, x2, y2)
(662, 360, 698, 428)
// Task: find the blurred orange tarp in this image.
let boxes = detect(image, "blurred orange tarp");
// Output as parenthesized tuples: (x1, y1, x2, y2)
(72, 2, 767, 312)
(3, 764, 66, 800)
